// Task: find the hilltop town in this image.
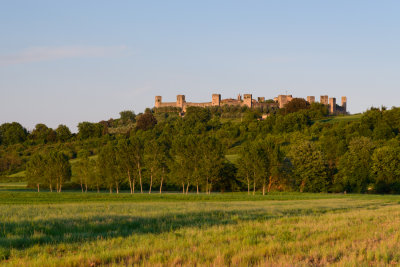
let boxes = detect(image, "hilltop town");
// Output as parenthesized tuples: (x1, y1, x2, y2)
(155, 94, 347, 114)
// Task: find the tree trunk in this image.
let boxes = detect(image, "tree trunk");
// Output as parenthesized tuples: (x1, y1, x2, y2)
(59, 183, 62, 193)
(206, 177, 209, 194)
(96, 183, 99, 193)
(37, 184, 40, 192)
(253, 178, 256, 195)
(182, 182, 185, 194)
(209, 183, 212, 194)
(160, 176, 163, 194)
(50, 184, 53, 192)
(109, 187, 112, 194)
(186, 183, 189, 194)
(85, 183, 87, 193)
(128, 170, 133, 194)
(138, 163, 143, 193)
(116, 182, 119, 194)
(80, 180, 83, 193)
(247, 175, 250, 195)
(132, 179, 135, 194)
(149, 171, 153, 194)
(300, 179, 306, 193)
(267, 175, 273, 193)
(262, 184, 265, 195)
(196, 183, 199, 194)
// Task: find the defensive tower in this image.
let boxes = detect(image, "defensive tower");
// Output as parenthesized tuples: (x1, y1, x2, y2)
(307, 96, 315, 104)
(243, 94, 252, 108)
(212, 94, 221, 106)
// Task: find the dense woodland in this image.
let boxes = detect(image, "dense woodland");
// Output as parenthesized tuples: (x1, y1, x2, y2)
(1, 98, 400, 194)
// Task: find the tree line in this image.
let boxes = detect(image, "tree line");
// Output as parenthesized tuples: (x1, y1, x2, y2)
(4, 104, 400, 194)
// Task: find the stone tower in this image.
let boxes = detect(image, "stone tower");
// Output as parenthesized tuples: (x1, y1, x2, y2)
(243, 94, 252, 108)
(329, 97, 336, 114)
(237, 94, 242, 101)
(277, 95, 292, 108)
(341, 96, 347, 112)
(212, 94, 221, 106)
(320, 95, 329, 105)
(155, 96, 162, 108)
(307, 96, 315, 104)
(176, 95, 186, 110)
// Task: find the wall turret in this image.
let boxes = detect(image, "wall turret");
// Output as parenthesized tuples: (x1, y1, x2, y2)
(176, 95, 186, 110)
(341, 96, 347, 112)
(243, 94, 252, 108)
(212, 94, 221, 106)
(329, 97, 336, 114)
(155, 96, 162, 108)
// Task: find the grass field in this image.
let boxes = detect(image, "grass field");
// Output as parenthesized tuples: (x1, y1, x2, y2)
(1, 191, 400, 266)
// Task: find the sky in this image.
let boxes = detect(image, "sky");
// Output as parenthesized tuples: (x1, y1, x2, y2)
(1, 1, 400, 132)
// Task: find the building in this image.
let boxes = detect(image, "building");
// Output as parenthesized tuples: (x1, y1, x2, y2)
(155, 93, 347, 114)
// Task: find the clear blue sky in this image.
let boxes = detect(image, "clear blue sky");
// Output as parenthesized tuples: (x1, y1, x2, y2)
(1, 1, 399, 132)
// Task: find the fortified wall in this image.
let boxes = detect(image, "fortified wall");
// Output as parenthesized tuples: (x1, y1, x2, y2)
(155, 93, 347, 114)
(155, 94, 277, 112)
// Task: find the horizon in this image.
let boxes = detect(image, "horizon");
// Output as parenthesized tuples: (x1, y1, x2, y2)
(1, 1, 400, 132)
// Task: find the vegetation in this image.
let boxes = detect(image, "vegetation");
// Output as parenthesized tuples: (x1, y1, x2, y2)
(2, 102, 400, 265)
(1, 104, 400, 194)
(1, 192, 400, 266)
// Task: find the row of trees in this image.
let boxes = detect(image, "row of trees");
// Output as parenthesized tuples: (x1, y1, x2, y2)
(26, 132, 230, 194)
(25, 133, 400, 194)
(9, 105, 400, 194)
(26, 151, 71, 192)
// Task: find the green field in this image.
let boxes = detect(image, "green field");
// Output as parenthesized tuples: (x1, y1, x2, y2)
(1, 191, 400, 266)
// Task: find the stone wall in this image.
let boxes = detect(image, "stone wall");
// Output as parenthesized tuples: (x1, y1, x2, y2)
(154, 93, 347, 115)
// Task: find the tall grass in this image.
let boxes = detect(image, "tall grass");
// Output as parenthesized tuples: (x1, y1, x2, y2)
(0, 192, 399, 266)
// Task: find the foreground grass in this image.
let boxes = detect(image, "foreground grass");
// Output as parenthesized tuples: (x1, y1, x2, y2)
(1, 192, 400, 266)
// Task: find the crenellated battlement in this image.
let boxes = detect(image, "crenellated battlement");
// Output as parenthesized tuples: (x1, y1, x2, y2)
(155, 93, 347, 114)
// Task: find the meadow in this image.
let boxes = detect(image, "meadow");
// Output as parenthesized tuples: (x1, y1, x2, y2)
(1, 190, 400, 266)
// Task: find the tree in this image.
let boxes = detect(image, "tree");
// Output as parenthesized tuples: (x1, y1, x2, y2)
(26, 154, 45, 192)
(237, 140, 270, 195)
(171, 135, 196, 194)
(284, 98, 310, 113)
(31, 124, 56, 143)
(262, 137, 284, 194)
(243, 111, 261, 122)
(78, 122, 104, 139)
(144, 138, 161, 194)
(199, 136, 225, 194)
(88, 159, 102, 193)
(98, 143, 122, 193)
(288, 141, 328, 192)
(45, 152, 71, 192)
(130, 135, 145, 193)
(274, 113, 310, 133)
(136, 113, 157, 131)
(0, 122, 28, 145)
(249, 140, 269, 195)
(119, 110, 136, 125)
(184, 107, 211, 125)
(56, 124, 72, 142)
(336, 137, 375, 193)
(74, 150, 93, 192)
(116, 139, 137, 194)
(371, 146, 400, 193)
(238, 145, 253, 195)
(156, 136, 171, 194)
